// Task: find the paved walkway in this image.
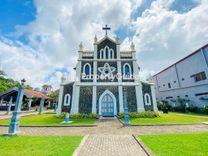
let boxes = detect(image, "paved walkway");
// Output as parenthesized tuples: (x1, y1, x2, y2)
(74, 135, 147, 156)
(1, 119, 208, 136)
(1, 118, 208, 156)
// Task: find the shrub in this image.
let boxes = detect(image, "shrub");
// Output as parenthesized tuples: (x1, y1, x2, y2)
(119, 111, 159, 119)
(157, 100, 173, 111)
(60, 113, 97, 119)
(187, 105, 199, 113)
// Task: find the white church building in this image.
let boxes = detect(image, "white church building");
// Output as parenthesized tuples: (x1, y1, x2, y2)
(56, 26, 158, 117)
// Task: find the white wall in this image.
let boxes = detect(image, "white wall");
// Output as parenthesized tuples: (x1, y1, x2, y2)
(153, 45, 208, 107)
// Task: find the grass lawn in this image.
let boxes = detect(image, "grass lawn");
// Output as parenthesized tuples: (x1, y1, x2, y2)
(139, 133, 208, 156)
(0, 114, 96, 126)
(0, 135, 83, 156)
(130, 112, 208, 125)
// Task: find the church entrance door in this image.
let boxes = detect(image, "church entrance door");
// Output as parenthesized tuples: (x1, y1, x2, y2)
(99, 90, 117, 117)
(101, 93, 114, 116)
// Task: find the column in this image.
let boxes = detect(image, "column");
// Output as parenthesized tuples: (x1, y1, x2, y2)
(56, 84, 64, 116)
(8, 80, 25, 135)
(118, 86, 124, 113)
(28, 98, 32, 110)
(135, 85, 145, 112)
(6, 97, 13, 115)
(71, 85, 80, 114)
(151, 85, 158, 112)
(92, 86, 97, 113)
(117, 43, 124, 113)
(0, 97, 3, 106)
(39, 97, 44, 114)
(92, 43, 97, 114)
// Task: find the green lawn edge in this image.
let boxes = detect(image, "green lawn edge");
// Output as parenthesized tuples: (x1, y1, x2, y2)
(138, 132, 208, 156)
(0, 135, 83, 156)
(0, 114, 96, 126)
(129, 112, 208, 125)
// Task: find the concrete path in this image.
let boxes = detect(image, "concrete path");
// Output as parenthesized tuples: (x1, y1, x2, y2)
(1, 119, 208, 136)
(1, 118, 208, 156)
(74, 135, 147, 156)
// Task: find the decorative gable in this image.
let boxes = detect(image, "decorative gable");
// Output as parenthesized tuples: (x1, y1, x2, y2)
(97, 37, 117, 59)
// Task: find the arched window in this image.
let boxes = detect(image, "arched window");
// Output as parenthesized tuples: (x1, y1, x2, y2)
(99, 46, 114, 59)
(64, 94, 71, 106)
(144, 93, 151, 105)
(100, 49, 104, 59)
(123, 63, 132, 79)
(83, 63, 91, 79)
(110, 49, 114, 59)
(103, 46, 109, 59)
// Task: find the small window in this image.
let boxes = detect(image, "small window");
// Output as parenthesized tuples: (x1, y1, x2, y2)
(163, 84, 165, 87)
(64, 94, 71, 106)
(191, 71, 207, 82)
(123, 63, 132, 79)
(83, 63, 91, 79)
(185, 95, 188, 97)
(168, 83, 171, 88)
(174, 81, 176, 83)
(182, 78, 185, 81)
(144, 93, 151, 105)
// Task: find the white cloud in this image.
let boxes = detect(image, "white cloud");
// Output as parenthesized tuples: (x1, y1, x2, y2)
(132, 0, 208, 79)
(1, 0, 208, 88)
(1, 0, 132, 89)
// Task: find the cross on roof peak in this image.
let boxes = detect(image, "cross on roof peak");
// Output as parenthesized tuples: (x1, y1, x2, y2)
(102, 24, 111, 36)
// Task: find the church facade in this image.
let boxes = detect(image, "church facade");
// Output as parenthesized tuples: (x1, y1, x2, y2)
(56, 32, 158, 117)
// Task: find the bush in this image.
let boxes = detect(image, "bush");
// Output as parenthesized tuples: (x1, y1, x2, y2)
(60, 113, 97, 119)
(157, 100, 173, 111)
(186, 105, 199, 113)
(119, 111, 159, 119)
(174, 105, 186, 112)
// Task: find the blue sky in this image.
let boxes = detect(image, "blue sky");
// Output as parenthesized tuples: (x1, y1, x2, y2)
(0, 0, 207, 89)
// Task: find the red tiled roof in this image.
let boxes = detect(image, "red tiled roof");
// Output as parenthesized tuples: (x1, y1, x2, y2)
(24, 89, 50, 99)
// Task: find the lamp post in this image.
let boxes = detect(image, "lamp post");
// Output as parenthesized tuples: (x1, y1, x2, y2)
(123, 88, 130, 126)
(8, 78, 26, 135)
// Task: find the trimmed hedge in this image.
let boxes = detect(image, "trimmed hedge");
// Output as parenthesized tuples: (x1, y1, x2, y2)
(157, 100, 208, 114)
(61, 113, 97, 119)
(119, 111, 159, 119)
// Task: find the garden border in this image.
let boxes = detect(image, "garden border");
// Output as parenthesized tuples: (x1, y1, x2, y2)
(118, 118, 206, 126)
(132, 134, 152, 156)
(0, 124, 97, 128)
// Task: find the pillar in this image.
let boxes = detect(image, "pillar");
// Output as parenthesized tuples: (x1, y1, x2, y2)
(8, 82, 24, 135)
(118, 86, 124, 113)
(6, 97, 13, 115)
(92, 86, 97, 113)
(151, 85, 158, 112)
(39, 97, 44, 114)
(56, 84, 64, 116)
(71, 85, 80, 114)
(28, 98, 32, 110)
(0, 97, 3, 106)
(91, 41, 97, 114)
(135, 85, 145, 112)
